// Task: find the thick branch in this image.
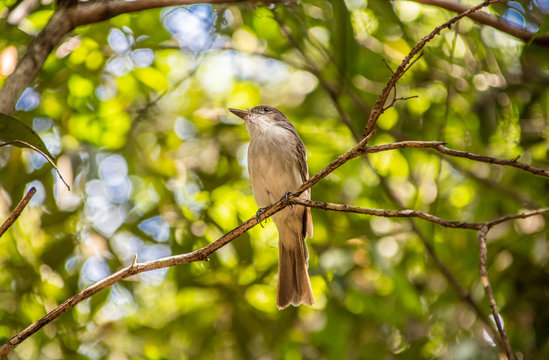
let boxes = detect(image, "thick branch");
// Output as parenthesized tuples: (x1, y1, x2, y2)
(0, 0, 281, 114)
(0, 8, 73, 114)
(413, 0, 549, 47)
(71, 0, 281, 26)
(0, 187, 36, 237)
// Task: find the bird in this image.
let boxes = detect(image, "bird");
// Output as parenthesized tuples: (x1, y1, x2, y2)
(229, 105, 314, 310)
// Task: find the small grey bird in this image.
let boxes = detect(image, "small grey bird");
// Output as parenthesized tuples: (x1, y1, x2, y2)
(229, 105, 314, 309)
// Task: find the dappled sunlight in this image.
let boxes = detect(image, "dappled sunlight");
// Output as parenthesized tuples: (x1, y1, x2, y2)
(1, 0, 548, 359)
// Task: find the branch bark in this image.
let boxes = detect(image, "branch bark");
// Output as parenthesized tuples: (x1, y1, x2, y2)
(412, 0, 549, 47)
(478, 225, 515, 360)
(363, 141, 549, 179)
(0, 187, 36, 237)
(291, 198, 549, 360)
(0, 193, 288, 357)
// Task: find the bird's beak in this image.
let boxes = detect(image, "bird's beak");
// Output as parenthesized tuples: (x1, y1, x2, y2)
(229, 108, 250, 122)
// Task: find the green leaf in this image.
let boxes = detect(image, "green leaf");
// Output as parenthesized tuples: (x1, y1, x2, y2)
(0, 113, 69, 189)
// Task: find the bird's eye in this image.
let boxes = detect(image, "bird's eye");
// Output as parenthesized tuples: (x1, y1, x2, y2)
(263, 107, 270, 112)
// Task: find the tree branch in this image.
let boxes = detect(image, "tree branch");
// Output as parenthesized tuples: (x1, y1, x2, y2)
(478, 226, 515, 360)
(412, 0, 549, 47)
(0, 187, 36, 238)
(289, 198, 549, 231)
(5, 138, 542, 356)
(434, 145, 549, 178)
(362, 0, 506, 138)
(291, 197, 549, 359)
(0, 0, 283, 114)
(0, 191, 289, 357)
(0, 8, 73, 114)
(361, 141, 549, 179)
(71, 0, 282, 27)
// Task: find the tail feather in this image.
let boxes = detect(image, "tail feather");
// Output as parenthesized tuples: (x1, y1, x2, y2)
(277, 237, 314, 310)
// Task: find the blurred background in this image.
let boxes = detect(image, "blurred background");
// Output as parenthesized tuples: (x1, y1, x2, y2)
(0, 0, 548, 358)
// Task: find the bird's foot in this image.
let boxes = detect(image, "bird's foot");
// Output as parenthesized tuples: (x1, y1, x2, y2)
(255, 207, 267, 228)
(281, 192, 293, 209)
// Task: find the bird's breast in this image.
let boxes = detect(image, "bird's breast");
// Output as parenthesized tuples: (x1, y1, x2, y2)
(247, 131, 302, 208)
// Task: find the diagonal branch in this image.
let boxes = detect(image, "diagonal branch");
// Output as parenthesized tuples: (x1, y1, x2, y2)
(412, 0, 549, 47)
(362, 0, 507, 138)
(0, 187, 36, 238)
(0, 192, 287, 357)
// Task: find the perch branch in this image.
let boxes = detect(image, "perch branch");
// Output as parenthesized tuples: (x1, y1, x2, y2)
(0, 194, 286, 357)
(0, 131, 379, 358)
(291, 198, 549, 360)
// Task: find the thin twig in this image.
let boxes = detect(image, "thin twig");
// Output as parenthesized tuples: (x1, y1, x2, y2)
(478, 226, 515, 360)
(0, 187, 36, 238)
(0, 140, 71, 189)
(362, 0, 506, 138)
(360, 141, 549, 179)
(435, 144, 549, 178)
(291, 198, 483, 228)
(289, 198, 549, 231)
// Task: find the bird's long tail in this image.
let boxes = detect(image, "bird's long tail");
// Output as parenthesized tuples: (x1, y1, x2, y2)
(277, 228, 314, 310)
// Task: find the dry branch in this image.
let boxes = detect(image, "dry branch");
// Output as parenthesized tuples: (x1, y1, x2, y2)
(478, 226, 515, 360)
(272, 1, 511, 344)
(362, 0, 507, 138)
(0, 2, 540, 359)
(0, 196, 287, 357)
(362, 141, 549, 179)
(0, 187, 36, 237)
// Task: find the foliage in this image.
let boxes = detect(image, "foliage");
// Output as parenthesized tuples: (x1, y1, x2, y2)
(0, 0, 548, 359)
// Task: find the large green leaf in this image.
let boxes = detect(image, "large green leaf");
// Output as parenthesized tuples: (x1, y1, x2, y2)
(0, 113, 54, 159)
(0, 113, 69, 189)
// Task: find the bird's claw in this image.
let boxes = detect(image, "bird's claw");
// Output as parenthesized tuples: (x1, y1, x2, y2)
(255, 207, 267, 228)
(282, 192, 293, 209)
